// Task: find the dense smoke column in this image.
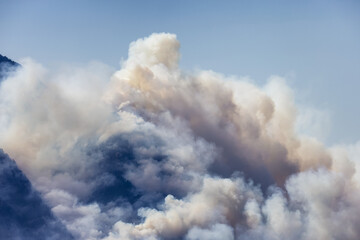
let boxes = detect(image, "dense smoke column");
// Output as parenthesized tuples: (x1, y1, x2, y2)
(0, 33, 359, 240)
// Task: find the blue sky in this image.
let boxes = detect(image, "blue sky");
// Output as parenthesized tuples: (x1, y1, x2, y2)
(1, 0, 359, 145)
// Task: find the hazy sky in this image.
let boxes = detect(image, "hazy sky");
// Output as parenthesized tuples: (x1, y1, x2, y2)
(2, 2, 360, 239)
(1, 0, 359, 145)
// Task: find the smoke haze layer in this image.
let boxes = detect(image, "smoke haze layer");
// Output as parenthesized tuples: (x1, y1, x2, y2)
(0, 33, 359, 240)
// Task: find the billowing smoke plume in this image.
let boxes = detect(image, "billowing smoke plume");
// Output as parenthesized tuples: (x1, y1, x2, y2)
(0, 33, 359, 240)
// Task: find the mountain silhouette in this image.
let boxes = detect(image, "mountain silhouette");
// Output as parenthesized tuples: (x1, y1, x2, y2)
(0, 149, 74, 240)
(0, 54, 20, 80)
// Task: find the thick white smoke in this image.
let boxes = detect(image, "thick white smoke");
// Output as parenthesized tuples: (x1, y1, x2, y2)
(0, 33, 359, 240)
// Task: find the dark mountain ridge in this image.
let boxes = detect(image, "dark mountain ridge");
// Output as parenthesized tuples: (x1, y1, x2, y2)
(0, 54, 20, 80)
(0, 150, 74, 239)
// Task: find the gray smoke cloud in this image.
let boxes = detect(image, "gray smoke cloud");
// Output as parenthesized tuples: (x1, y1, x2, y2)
(0, 33, 359, 240)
